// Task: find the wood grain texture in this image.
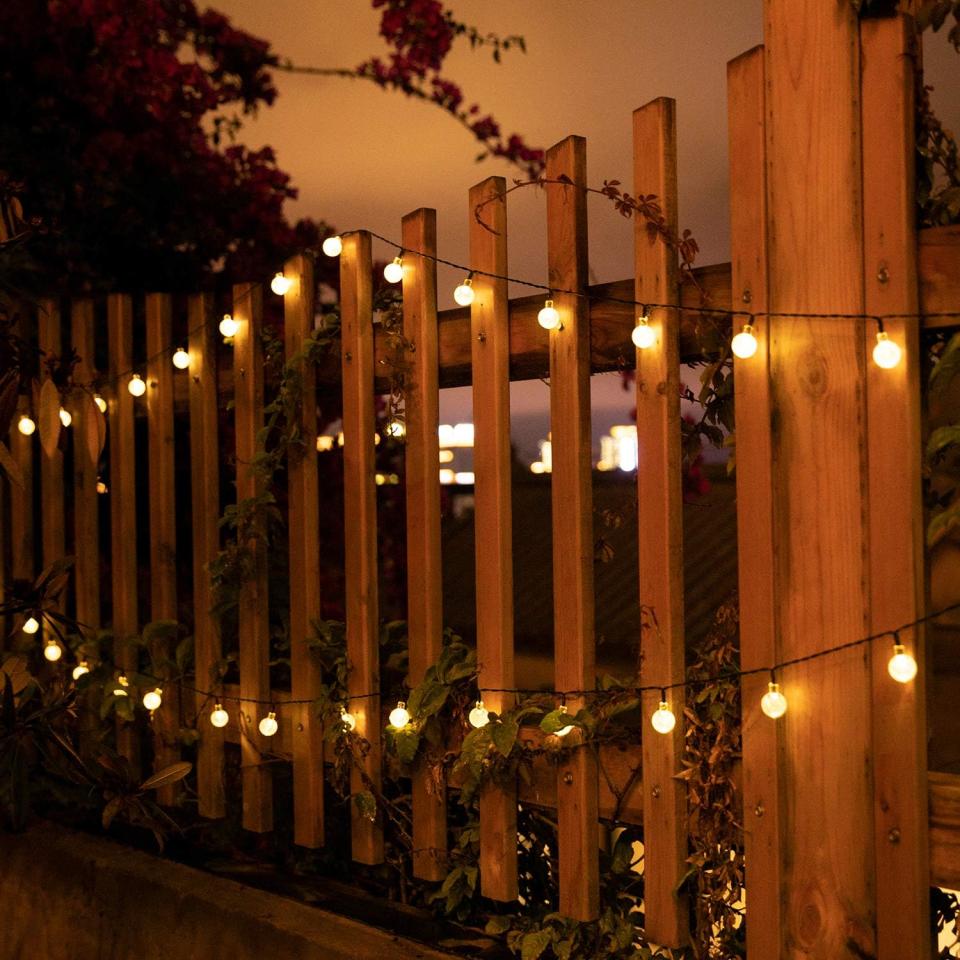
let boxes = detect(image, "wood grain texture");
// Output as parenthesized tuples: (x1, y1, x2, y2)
(38, 300, 65, 583)
(546, 135, 599, 923)
(727, 48, 783, 960)
(764, 1, 875, 954)
(469, 176, 518, 903)
(633, 98, 688, 950)
(284, 255, 325, 848)
(919, 225, 960, 324)
(930, 771, 960, 889)
(187, 293, 224, 819)
(340, 233, 385, 865)
(9, 396, 35, 584)
(860, 16, 929, 959)
(233, 282, 273, 833)
(401, 209, 448, 881)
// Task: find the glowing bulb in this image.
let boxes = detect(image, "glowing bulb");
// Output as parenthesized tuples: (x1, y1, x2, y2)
(94, 394, 107, 413)
(873, 331, 901, 370)
(340, 708, 357, 731)
(760, 681, 788, 719)
(383, 257, 403, 284)
(259, 711, 278, 737)
(22, 616, 40, 635)
(632, 316, 655, 349)
(43, 639, 62, 662)
(172, 347, 190, 370)
(271, 272, 292, 296)
(454, 277, 475, 306)
(219, 313, 239, 338)
(385, 419, 405, 439)
(113, 675, 130, 697)
(142, 687, 163, 711)
(17, 415, 36, 436)
(731, 324, 758, 359)
(468, 701, 490, 729)
(389, 701, 410, 728)
(651, 700, 676, 735)
(210, 704, 229, 728)
(538, 299, 560, 331)
(888, 643, 917, 683)
(72, 661, 90, 681)
(322, 235, 343, 257)
(128, 374, 146, 397)
(59, 407, 72, 427)
(96, 479, 108, 495)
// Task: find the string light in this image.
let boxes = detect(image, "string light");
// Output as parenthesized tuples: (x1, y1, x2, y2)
(651, 694, 676, 734)
(887, 640, 917, 683)
(631, 313, 655, 349)
(731, 323, 758, 359)
(454, 274, 475, 306)
(389, 701, 410, 728)
(172, 347, 190, 370)
(113, 674, 130, 697)
(537, 298, 561, 331)
(22, 616, 39, 635)
(72, 661, 90, 681)
(127, 374, 146, 397)
(142, 687, 163, 711)
(322, 235, 343, 257)
(43, 639, 62, 662)
(96, 478, 108, 495)
(554, 704, 574, 738)
(270, 272, 292, 296)
(259, 711, 279, 737)
(59, 407, 72, 427)
(210, 704, 229, 728)
(340, 707, 357, 731)
(760, 676, 788, 719)
(468, 700, 490, 728)
(17, 414, 36, 436)
(873, 329, 902, 369)
(219, 313, 239, 338)
(383, 256, 404, 284)
(385, 419, 406, 439)
(94, 394, 107, 413)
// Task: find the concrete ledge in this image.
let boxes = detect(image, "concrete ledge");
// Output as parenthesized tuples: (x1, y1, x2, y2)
(0, 823, 457, 960)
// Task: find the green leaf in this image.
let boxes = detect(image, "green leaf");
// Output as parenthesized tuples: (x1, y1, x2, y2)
(485, 915, 513, 936)
(539, 708, 574, 735)
(930, 332, 960, 398)
(407, 678, 449, 720)
(142, 619, 179, 646)
(353, 790, 377, 822)
(926, 424, 960, 463)
(490, 717, 519, 757)
(140, 761, 192, 792)
(393, 726, 421, 765)
(521, 929, 553, 960)
(928, 501, 960, 547)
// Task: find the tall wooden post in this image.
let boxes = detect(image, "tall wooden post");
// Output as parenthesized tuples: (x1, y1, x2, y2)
(38, 300, 65, 582)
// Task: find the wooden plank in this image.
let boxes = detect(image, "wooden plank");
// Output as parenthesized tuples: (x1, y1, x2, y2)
(187, 293, 224, 819)
(107, 294, 140, 768)
(930, 771, 960, 889)
(37, 300, 65, 583)
(340, 232, 384, 865)
(9, 394, 35, 584)
(401, 209, 448, 882)
(919, 225, 960, 324)
(284, 255, 325, 847)
(764, 2, 875, 954)
(232, 281, 273, 833)
(861, 16, 929, 959)
(633, 98, 688, 949)
(469, 176, 518, 903)
(545, 135, 599, 922)
(727, 47, 783, 960)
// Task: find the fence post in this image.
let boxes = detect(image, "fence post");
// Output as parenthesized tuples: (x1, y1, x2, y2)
(340, 232, 385, 865)
(9, 393, 34, 584)
(469, 175, 518, 903)
(545, 135, 600, 922)
(284, 254, 326, 848)
(38, 300, 65, 582)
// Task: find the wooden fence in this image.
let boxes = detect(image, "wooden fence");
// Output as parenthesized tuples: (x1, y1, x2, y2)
(3, 8, 960, 958)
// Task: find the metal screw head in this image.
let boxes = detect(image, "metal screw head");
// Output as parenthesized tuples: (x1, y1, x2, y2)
(888, 828, 901, 844)
(651, 785, 661, 799)
(877, 265, 890, 284)
(345, 351, 353, 362)
(297, 722, 304, 732)
(755, 803, 765, 818)
(477, 331, 487, 343)
(563, 771, 574, 785)
(742, 289, 753, 304)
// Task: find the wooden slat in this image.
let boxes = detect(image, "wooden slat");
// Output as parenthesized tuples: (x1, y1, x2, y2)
(232, 282, 273, 833)
(401, 209, 448, 881)
(546, 135, 599, 922)
(919, 225, 960, 324)
(861, 16, 929, 959)
(764, 1, 875, 954)
(38, 300, 65, 583)
(284, 255, 325, 847)
(107, 294, 140, 768)
(930, 771, 960, 889)
(633, 98, 688, 949)
(469, 176, 518, 902)
(340, 232, 384, 865)
(727, 47, 783, 960)
(9, 395, 35, 584)
(188, 293, 224, 819)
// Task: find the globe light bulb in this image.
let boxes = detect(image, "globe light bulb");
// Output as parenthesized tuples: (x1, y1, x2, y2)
(17, 415, 36, 436)
(210, 704, 229, 728)
(172, 347, 190, 370)
(731, 324, 758, 359)
(142, 687, 163, 711)
(760, 681, 788, 719)
(219, 313, 239, 338)
(128, 374, 146, 397)
(651, 700, 676, 735)
(259, 711, 279, 737)
(22, 616, 40, 635)
(94, 394, 107, 413)
(322, 235, 343, 257)
(887, 643, 917, 683)
(632, 316, 655, 349)
(454, 277, 475, 306)
(389, 701, 410, 728)
(59, 407, 72, 427)
(383, 257, 403, 284)
(468, 700, 490, 729)
(385, 419, 405, 439)
(554, 705, 574, 738)
(72, 661, 90, 681)
(873, 331, 901, 370)
(43, 639, 62, 662)
(96, 479, 108, 495)
(113, 674, 130, 697)
(538, 299, 561, 330)
(340, 707, 357, 731)
(270, 272, 292, 296)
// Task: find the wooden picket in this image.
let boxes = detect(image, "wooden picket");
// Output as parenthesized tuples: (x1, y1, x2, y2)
(9, 394, 33, 584)
(38, 300, 65, 583)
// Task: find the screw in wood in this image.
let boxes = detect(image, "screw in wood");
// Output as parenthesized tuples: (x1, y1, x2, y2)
(887, 828, 901, 844)
(877, 265, 890, 284)
(755, 803, 765, 818)
(651, 785, 661, 799)
(563, 771, 574, 785)
(742, 289, 753, 304)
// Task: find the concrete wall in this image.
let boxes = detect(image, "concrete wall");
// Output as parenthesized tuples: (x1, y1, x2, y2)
(0, 823, 455, 960)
